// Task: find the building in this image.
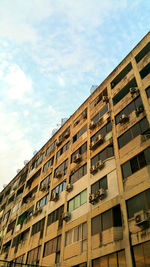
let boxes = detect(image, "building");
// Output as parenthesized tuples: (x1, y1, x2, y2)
(0, 32, 150, 267)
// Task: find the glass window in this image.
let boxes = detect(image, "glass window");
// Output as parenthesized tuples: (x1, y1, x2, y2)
(108, 253, 117, 267)
(145, 147, 150, 164)
(145, 189, 150, 209)
(81, 190, 87, 205)
(91, 182, 99, 194)
(91, 215, 101, 235)
(135, 96, 143, 108)
(146, 86, 150, 98)
(133, 244, 145, 267)
(126, 192, 146, 218)
(140, 117, 149, 133)
(138, 152, 146, 169)
(102, 210, 112, 231)
(74, 195, 80, 209)
(118, 250, 126, 267)
(132, 123, 141, 138)
(68, 199, 74, 212)
(140, 62, 150, 79)
(143, 241, 150, 266)
(122, 161, 132, 179)
(130, 156, 139, 173)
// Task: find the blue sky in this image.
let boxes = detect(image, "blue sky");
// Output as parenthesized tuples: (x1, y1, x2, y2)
(0, 0, 149, 191)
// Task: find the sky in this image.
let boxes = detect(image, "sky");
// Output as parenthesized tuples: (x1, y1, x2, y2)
(0, 0, 149, 192)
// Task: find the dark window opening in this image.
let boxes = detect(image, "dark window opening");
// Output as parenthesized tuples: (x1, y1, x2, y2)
(135, 42, 150, 63)
(140, 62, 150, 79)
(111, 62, 132, 89)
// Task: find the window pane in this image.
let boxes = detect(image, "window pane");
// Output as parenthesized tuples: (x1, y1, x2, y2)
(100, 176, 107, 190)
(81, 190, 87, 205)
(75, 195, 80, 209)
(123, 130, 132, 145)
(145, 147, 150, 164)
(68, 199, 74, 212)
(135, 96, 142, 109)
(138, 152, 146, 169)
(91, 215, 101, 235)
(133, 245, 145, 267)
(127, 192, 145, 219)
(132, 123, 141, 138)
(118, 250, 126, 267)
(145, 189, 150, 209)
(143, 241, 150, 266)
(127, 101, 135, 114)
(91, 182, 99, 194)
(100, 256, 108, 267)
(130, 156, 139, 173)
(102, 210, 112, 230)
(139, 117, 149, 133)
(108, 253, 117, 267)
(122, 161, 132, 179)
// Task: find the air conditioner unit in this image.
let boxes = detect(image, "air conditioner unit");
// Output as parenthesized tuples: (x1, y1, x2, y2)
(96, 188, 106, 200)
(56, 137, 63, 147)
(135, 105, 144, 116)
(130, 87, 139, 95)
(73, 153, 81, 163)
(118, 114, 129, 124)
(95, 134, 104, 146)
(89, 121, 96, 130)
(55, 171, 62, 179)
(90, 165, 97, 175)
(66, 183, 73, 192)
(89, 141, 95, 150)
(96, 160, 104, 170)
(102, 96, 109, 103)
(97, 116, 104, 126)
(134, 210, 149, 226)
(89, 193, 96, 204)
(51, 192, 59, 202)
(33, 207, 42, 216)
(64, 131, 70, 139)
(62, 212, 71, 222)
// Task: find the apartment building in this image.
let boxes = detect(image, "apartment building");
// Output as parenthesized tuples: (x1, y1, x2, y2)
(0, 32, 150, 267)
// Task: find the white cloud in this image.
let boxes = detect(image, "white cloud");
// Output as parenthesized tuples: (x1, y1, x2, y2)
(0, 104, 33, 192)
(4, 64, 33, 101)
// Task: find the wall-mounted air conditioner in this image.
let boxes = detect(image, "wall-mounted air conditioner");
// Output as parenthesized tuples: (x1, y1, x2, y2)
(66, 183, 73, 192)
(118, 114, 129, 124)
(62, 212, 71, 222)
(102, 96, 109, 103)
(73, 153, 81, 163)
(51, 192, 59, 202)
(89, 193, 96, 205)
(89, 121, 96, 130)
(90, 165, 98, 175)
(96, 160, 104, 170)
(129, 87, 139, 95)
(55, 171, 62, 179)
(134, 210, 149, 226)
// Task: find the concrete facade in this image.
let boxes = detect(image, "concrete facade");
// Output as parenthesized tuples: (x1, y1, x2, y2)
(0, 32, 150, 267)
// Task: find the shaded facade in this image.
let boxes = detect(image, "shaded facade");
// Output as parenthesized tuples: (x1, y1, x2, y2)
(0, 32, 150, 267)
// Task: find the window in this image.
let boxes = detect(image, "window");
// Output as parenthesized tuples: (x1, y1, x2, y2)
(91, 176, 108, 194)
(26, 168, 41, 188)
(115, 96, 143, 125)
(70, 164, 87, 184)
(30, 153, 44, 171)
(12, 229, 29, 248)
(8, 194, 15, 204)
(135, 42, 150, 63)
(3, 210, 10, 222)
(91, 88, 108, 108)
(54, 159, 68, 177)
(31, 218, 45, 237)
(140, 62, 150, 79)
(133, 241, 150, 267)
(15, 254, 25, 264)
(113, 78, 137, 106)
(43, 157, 54, 172)
(91, 104, 109, 124)
(65, 222, 87, 247)
(92, 250, 126, 267)
(36, 194, 49, 209)
(91, 144, 114, 166)
(19, 170, 28, 185)
(51, 181, 66, 197)
(16, 186, 24, 197)
(91, 205, 122, 235)
(47, 205, 64, 226)
(74, 109, 87, 127)
(111, 63, 132, 89)
(73, 124, 87, 143)
(43, 236, 61, 257)
(121, 147, 150, 179)
(68, 190, 87, 212)
(26, 246, 41, 264)
(46, 140, 57, 156)
(7, 219, 16, 234)
(71, 142, 87, 163)
(40, 174, 51, 190)
(56, 141, 70, 158)
(91, 121, 112, 143)
(118, 117, 149, 148)
(17, 207, 34, 225)
(146, 86, 150, 98)
(126, 189, 150, 218)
